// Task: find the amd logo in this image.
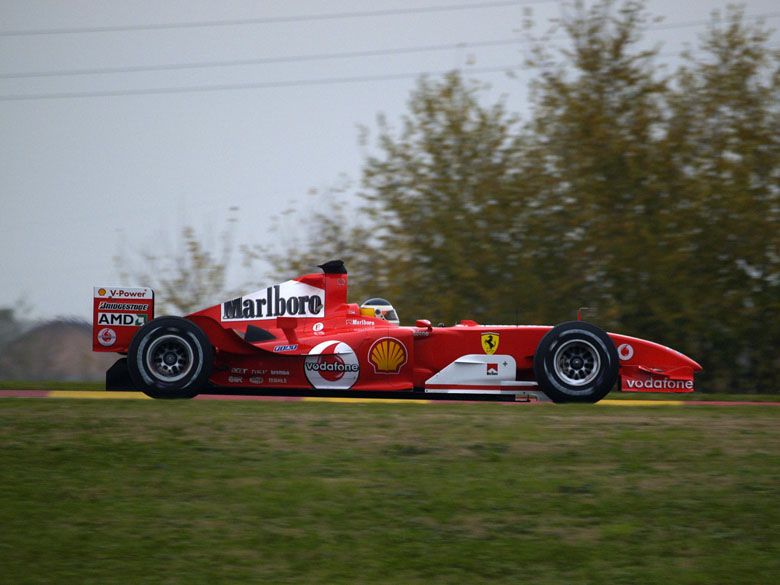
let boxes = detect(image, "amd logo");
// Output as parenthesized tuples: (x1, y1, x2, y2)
(97, 313, 147, 327)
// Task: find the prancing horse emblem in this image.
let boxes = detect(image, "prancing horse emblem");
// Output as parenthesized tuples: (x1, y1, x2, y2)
(481, 332, 499, 355)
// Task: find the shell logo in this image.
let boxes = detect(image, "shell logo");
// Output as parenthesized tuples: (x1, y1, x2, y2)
(368, 337, 407, 374)
(98, 288, 107, 296)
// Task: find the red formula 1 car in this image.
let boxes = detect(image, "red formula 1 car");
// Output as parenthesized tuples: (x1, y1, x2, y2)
(93, 260, 701, 403)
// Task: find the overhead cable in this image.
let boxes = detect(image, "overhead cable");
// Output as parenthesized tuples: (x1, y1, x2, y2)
(0, 64, 523, 101)
(2, 11, 777, 80)
(0, 1, 557, 37)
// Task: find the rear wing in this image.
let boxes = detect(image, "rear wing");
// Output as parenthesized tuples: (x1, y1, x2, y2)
(92, 287, 154, 352)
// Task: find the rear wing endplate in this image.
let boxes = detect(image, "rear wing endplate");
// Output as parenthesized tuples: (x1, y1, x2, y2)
(92, 287, 154, 352)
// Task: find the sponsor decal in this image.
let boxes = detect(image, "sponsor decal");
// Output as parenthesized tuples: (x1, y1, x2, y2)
(305, 360, 359, 374)
(312, 322, 324, 332)
(368, 337, 408, 374)
(97, 312, 148, 327)
(273, 344, 298, 352)
(232, 368, 269, 377)
(113, 290, 146, 298)
(486, 363, 499, 376)
(221, 280, 324, 321)
(228, 376, 244, 384)
(618, 343, 634, 361)
(304, 341, 360, 389)
(268, 378, 287, 384)
(97, 301, 149, 311)
(94, 287, 153, 299)
(249, 376, 264, 384)
(97, 328, 116, 347)
(349, 319, 375, 327)
(624, 378, 694, 390)
(481, 332, 499, 355)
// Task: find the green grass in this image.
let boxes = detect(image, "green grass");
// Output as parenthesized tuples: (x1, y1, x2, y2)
(0, 399, 778, 584)
(0, 380, 104, 391)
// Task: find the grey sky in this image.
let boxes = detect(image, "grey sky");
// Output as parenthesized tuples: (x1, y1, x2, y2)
(1, 0, 777, 319)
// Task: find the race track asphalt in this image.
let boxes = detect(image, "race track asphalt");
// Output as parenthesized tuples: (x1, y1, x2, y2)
(0, 389, 778, 406)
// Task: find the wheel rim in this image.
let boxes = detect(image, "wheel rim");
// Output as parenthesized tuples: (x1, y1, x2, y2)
(146, 334, 194, 383)
(553, 339, 601, 386)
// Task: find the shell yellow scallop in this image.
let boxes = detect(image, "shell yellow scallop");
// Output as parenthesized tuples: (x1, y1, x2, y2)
(368, 338, 408, 374)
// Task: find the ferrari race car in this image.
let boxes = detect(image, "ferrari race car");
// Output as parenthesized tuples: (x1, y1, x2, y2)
(93, 260, 701, 403)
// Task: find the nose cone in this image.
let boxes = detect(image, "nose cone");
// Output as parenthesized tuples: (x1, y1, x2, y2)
(656, 344, 703, 373)
(665, 344, 702, 372)
(610, 333, 702, 373)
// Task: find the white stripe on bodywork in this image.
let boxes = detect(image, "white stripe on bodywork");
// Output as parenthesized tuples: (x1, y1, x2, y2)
(425, 354, 517, 387)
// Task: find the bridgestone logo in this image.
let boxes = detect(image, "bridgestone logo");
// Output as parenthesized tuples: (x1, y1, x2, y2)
(98, 302, 148, 311)
(305, 362, 359, 373)
(624, 378, 694, 390)
(222, 281, 324, 321)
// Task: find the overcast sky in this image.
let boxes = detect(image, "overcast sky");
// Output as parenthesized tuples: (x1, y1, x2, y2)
(1, 0, 778, 320)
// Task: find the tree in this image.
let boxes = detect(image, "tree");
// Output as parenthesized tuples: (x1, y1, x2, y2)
(358, 72, 532, 323)
(130, 1, 778, 392)
(521, 1, 779, 391)
(247, 178, 382, 305)
(663, 7, 780, 390)
(263, 73, 528, 325)
(116, 210, 242, 315)
(521, 0, 671, 330)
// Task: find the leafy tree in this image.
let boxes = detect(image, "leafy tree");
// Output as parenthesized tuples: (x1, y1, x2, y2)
(358, 73, 530, 323)
(520, 1, 778, 390)
(120, 1, 779, 392)
(248, 181, 380, 304)
(263, 73, 528, 325)
(663, 7, 780, 390)
(115, 211, 242, 315)
(521, 0, 671, 330)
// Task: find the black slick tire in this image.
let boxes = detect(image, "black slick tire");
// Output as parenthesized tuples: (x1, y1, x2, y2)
(127, 316, 213, 399)
(533, 321, 619, 404)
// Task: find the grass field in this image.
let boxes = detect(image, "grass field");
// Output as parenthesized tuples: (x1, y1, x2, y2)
(0, 399, 778, 584)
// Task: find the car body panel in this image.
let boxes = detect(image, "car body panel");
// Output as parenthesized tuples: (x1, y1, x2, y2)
(94, 263, 701, 397)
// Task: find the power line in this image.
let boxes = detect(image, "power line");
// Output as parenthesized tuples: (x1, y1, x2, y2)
(0, 38, 528, 80)
(539, 11, 780, 41)
(2, 11, 777, 80)
(4, 31, 778, 103)
(0, 1, 557, 37)
(4, 37, 776, 103)
(0, 65, 523, 101)
(645, 11, 780, 32)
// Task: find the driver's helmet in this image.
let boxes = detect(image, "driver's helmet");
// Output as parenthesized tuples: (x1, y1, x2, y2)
(360, 298, 400, 325)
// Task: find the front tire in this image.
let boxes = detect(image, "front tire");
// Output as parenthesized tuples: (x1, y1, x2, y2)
(533, 321, 619, 403)
(128, 316, 213, 399)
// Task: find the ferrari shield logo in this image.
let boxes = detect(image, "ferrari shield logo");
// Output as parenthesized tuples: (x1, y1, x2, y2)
(481, 332, 499, 355)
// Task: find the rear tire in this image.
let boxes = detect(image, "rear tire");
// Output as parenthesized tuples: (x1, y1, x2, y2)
(533, 321, 619, 403)
(128, 316, 213, 399)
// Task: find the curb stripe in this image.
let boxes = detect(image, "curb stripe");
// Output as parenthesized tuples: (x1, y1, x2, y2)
(48, 390, 151, 400)
(303, 396, 432, 404)
(194, 394, 304, 401)
(598, 399, 685, 406)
